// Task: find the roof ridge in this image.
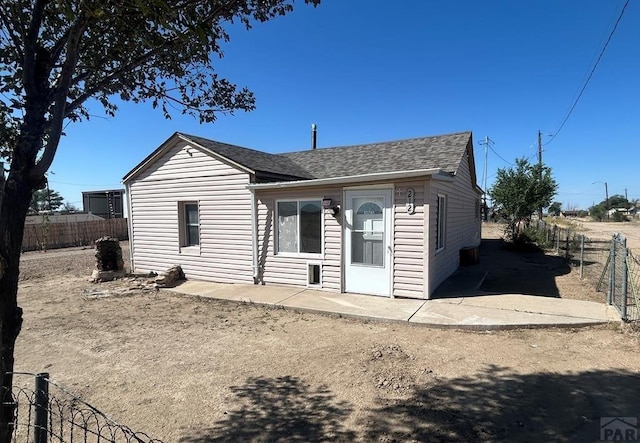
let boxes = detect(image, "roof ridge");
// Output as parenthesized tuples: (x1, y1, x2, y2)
(277, 130, 472, 155)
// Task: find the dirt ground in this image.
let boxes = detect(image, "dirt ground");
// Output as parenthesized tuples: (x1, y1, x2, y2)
(14, 224, 640, 442)
(558, 218, 640, 251)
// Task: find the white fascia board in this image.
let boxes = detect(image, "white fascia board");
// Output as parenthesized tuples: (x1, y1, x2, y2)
(248, 168, 450, 190)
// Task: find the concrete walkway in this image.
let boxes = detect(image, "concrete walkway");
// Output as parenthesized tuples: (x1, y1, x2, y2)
(164, 279, 620, 330)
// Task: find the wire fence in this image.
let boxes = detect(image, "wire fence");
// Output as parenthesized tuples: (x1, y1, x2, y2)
(531, 220, 639, 322)
(3, 372, 163, 443)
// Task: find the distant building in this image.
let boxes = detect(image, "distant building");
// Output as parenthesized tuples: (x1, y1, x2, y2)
(607, 207, 636, 217)
(82, 189, 125, 219)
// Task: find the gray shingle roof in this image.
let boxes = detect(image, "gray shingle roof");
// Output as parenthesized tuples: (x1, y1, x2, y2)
(182, 134, 315, 179)
(182, 131, 472, 181)
(279, 131, 472, 179)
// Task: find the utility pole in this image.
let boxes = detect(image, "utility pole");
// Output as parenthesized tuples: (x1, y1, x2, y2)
(605, 181, 609, 219)
(537, 130, 543, 221)
(478, 136, 493, 221)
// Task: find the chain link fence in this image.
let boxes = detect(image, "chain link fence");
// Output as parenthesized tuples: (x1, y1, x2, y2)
(531, 221, 639, 322)
(3, 372, 164, 443)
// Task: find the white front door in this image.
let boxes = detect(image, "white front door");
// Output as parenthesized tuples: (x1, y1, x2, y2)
(344, 189, 393, 296)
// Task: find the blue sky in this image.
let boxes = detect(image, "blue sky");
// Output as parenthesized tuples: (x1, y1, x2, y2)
(51, 0, 639, 210)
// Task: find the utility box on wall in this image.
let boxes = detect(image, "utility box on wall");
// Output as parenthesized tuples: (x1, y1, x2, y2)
(82, 189, 125, 219)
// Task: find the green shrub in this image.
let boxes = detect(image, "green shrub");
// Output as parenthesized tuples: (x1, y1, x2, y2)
(611, 211, 629, 222)
(518, 224, 550, 249)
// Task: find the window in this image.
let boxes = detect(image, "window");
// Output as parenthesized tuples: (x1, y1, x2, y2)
(277, 200, 322, 254)
(351, 198, 384, 266)
(179, 202, 199, 247)
(436, 194, 446, 251)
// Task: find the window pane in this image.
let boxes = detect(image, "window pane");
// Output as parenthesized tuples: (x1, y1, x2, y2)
(351, 232, 384, 266)
(186, 204, 198, 224)
(187, 226, 199, 246)
(352, 197, 384, 265)
(278, 202, 298, 253)
(183, 203, 199, 246)
(300, 201, 321, 253)
(354, 199, 383, 232)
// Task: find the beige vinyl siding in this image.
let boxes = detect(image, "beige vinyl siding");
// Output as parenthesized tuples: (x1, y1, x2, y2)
(392, 181, 426, 298)
(428, 147, 482, 295)
(129, 141, 254, 283)
(256, 187, 341, 291)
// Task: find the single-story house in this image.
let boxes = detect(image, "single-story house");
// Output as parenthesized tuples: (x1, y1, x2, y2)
(122, 130, 482, 299)
(607, 207, 637, 218)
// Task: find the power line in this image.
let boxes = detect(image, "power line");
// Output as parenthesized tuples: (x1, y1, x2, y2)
(488, 144, 512, 166)
(547, 0, 630, 145)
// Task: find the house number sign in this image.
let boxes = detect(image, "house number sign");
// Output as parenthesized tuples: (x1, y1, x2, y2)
(406, 188, 415, 214)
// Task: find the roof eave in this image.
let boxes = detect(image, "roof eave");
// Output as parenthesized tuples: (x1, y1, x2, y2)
(248, 168, 451, 190)
(123, 132, 183, 184)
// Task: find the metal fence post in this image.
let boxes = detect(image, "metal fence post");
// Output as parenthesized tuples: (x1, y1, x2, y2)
(621, 237, 628, 320)
(546, 225, 550, 244)
(579, 234, 585, 279)
(608, 236, 615, 305)
(34, 372, 49, 443)
(565, 230, 570, 260)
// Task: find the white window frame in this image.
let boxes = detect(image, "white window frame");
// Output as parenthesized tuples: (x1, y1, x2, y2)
(436, 194, 446, 252)
(178, 201, 200, 255)
(275, 199, 323, 257)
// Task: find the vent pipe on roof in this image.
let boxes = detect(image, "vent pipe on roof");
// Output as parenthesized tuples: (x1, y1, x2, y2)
(311, 123, 317, 150)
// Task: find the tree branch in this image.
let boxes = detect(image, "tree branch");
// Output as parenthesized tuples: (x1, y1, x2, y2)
(30, 15, 87, 180)
(22, 0, 49, 96)
(0, 8, 24, 61)
(63, 43, 173, 118)
(48, 27, 72, 68)
(64, 0, 238, 118)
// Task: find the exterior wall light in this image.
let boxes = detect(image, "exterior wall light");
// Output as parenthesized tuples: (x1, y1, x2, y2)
(322, 198, 340, 216)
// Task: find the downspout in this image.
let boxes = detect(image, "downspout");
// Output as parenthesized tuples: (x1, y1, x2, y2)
(124, 182, 135, 273)
(250, 187, 259, 283)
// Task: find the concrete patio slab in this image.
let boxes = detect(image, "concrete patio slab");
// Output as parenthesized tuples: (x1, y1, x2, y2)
(456, 294, 620, 321)
(279, 290, 425, 322)
(165, 280, 305, 305)
(163, 280, 620, 329)
(410, 295, 619, 329)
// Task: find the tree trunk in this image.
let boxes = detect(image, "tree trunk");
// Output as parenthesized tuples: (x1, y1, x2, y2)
(0, 162, 38, 443)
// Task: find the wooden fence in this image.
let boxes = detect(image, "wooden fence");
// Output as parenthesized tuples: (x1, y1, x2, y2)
(21, 218, 129, 252)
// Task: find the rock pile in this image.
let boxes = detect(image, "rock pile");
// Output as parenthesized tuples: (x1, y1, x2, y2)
(91, 237, 125, 282)
(95, 236, 124, 271)
(154, 265, 185, 288)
